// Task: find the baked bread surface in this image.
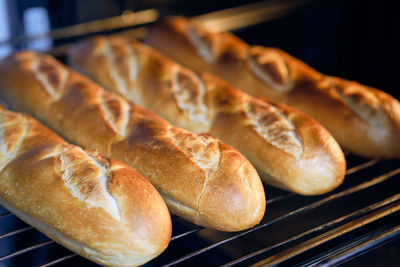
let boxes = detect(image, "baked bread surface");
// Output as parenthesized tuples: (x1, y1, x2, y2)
(69, 36, 346, 195)
(144, 16, 400, 158)
(0, 105, 172, 266)
(0, 51, 266, 231)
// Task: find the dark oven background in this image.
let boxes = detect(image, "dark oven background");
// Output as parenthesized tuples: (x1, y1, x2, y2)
(3, 0, 400, 99)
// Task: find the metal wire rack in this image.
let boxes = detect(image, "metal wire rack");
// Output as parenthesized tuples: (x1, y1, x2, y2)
(0, 155, 399, 266)
(1, 1, 400, 266)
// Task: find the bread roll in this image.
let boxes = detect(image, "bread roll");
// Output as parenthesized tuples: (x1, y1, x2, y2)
(0, 105, 171, 266)
(68, 36, 346, 195)
(0, 51, 265, 231)
(144, 16, 400, 158)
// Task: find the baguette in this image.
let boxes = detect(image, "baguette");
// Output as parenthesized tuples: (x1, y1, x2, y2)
(0, 105, 171, 266)
(69, 36, 346, 195)
(144, 16, 400, 158)
(0, 51, 266, 231)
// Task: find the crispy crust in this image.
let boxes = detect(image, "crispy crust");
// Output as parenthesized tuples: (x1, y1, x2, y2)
(0, 106, 171, 266)
(0, 51, 266, 231)
(69, 36, 346, 195)
(144, 16, 400, 158)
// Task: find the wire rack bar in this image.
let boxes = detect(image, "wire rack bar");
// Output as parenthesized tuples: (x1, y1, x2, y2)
(266, 192, 294, 204)
(0, 226, 33, 240)
(191, 0, 315, 32)
(252, 201, 400, 266)
(0, 212, 12, 219)
(39, 254, 77, 267)
(345, 159, 379, 175)
(315, 224, 400, 266)
(0, 240, 54, 262)
(171, 227, 203, 242)
(0, 9, 159, 46)
(222, 193, 400, 266)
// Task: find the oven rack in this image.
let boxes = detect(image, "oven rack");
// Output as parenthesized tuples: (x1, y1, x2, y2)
(1, 155, 399, 266)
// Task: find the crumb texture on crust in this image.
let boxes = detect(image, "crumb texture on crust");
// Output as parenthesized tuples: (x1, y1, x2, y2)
(58, 147, 121, 221)
(244, 98, 303, 159)
(171, 67, 210, 126)
(167, 125, 221, 172)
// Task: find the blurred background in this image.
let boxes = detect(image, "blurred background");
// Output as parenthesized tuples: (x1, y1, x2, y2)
(0, 0, 399, 99)
(0, 0, 399, 266)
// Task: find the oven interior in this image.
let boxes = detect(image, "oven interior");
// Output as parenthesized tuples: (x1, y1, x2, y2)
(0, 0, 399, 266)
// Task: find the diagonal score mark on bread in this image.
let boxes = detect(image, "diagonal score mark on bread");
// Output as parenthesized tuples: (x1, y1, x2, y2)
(58, 147, 121, 221)
(244, 98, 303, 159)
(248, 46, 293, 93)
(325, 77, 385, 126)
(102, 38, 138, 97)
(103, 39, 130, 96)
(98, 90, 130, 138)
(31, 53, 69, 100)
(186, 23, 222, 64)
(0, 111, 29, 172)
(171, 66, 211, 127)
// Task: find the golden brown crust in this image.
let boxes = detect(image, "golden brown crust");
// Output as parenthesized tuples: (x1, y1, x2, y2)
(144, 16, 400, 158)
(0, 105, 171, 266)
(0, 51, 265, 231)
(69, 36, 346, 195)
(203, 74, 346, 195)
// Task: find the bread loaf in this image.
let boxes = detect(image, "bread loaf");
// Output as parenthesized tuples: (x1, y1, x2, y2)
(69, 36, 346, 195)
(0, 105, 171, 266)
(0, 51, 266, 231)
(144, 16, 400, 158)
